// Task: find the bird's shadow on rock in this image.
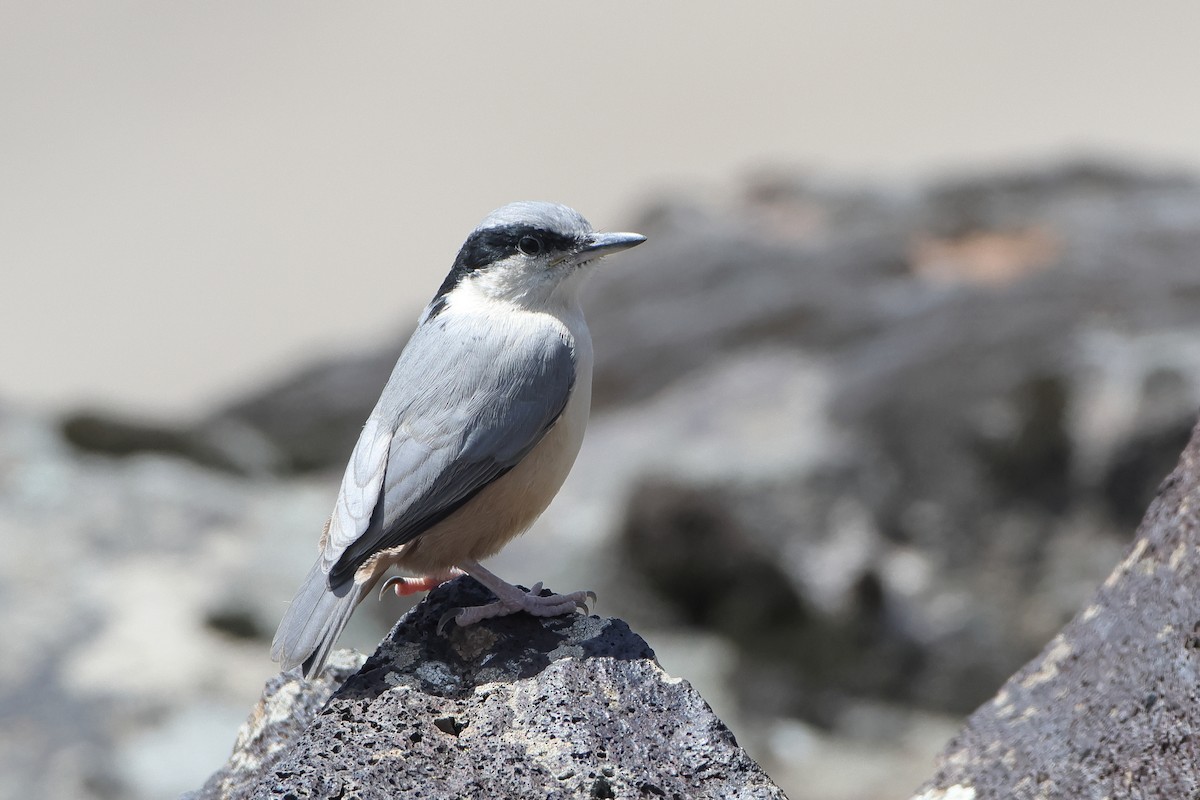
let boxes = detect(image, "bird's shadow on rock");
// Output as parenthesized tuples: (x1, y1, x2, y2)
(333, 576, 657, 704)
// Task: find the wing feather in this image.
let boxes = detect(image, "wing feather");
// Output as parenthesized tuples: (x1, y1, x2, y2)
(320, 416, 393, 571)
(322, 315, 576, 584)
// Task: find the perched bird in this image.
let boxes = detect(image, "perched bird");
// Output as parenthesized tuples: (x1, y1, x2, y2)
(271, 201, 646, 677)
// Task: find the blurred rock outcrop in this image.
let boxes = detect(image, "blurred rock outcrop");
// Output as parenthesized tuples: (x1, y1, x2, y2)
(67, 163, 1200, 491)
(0, 407, 350, 800)
(912, 419, 1200, 799)
(611, 162, 1200, 729)
(192, 578, 786, 800)
(205, 347, 403, 474)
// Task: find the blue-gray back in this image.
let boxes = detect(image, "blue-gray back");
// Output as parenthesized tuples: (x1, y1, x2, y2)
(320, 312, 577, 584)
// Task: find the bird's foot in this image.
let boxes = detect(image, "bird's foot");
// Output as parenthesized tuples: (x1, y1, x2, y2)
(437, 581, 597, 635)
(379, 568, 464, 599)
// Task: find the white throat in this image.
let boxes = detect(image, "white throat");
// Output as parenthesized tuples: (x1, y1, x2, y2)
(454, 260, 591, 315)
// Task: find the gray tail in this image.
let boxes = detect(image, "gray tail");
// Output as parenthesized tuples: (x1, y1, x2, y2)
(271, 561, 365, 678)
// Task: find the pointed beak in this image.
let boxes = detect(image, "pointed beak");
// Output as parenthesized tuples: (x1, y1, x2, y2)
(577, 231, 647, 260)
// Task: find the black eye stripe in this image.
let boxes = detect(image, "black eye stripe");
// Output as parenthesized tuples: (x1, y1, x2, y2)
(427, 224, 584, 315)
(454, 225, 579, 270)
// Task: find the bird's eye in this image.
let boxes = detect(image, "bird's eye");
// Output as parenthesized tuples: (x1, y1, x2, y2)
(517, 236, 543, 256)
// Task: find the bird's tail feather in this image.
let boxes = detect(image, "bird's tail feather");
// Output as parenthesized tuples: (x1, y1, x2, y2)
(271, 561, 365, 678)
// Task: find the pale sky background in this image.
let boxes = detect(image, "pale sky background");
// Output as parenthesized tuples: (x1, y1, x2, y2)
(4, 2, 1200, 418)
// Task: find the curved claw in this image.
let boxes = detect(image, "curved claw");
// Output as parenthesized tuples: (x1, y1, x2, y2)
(437, 608, 462, 637)
(527, 582, 544, 597)
(575, 590, 598, 614)
(378, 575, 405, 601)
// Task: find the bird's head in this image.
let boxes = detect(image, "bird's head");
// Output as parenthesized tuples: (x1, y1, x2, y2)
(429, 201, 646, 312)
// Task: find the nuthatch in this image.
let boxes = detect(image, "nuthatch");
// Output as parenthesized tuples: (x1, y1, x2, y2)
(271, 202, 645, 677)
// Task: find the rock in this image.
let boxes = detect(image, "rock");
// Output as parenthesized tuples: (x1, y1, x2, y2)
(912, 418, 1200, 798)
(618, 469, 1019, 726)
(186, 650, 365, 800)
(0, 407, 358, 800)
(60, 409, 282, 476)
(195, 577, 787, 800)
(200, 342, 405, 474)
(606, 163, 1200, 731)
(583, 212, 914, 409)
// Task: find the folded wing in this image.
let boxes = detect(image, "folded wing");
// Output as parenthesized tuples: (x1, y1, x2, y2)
(324, 318, 576, 584)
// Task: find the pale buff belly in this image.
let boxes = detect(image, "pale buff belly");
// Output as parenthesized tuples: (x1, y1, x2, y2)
(374, 373, 592, 577)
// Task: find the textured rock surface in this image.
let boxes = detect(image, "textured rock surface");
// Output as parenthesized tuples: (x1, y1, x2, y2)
(196, 578, 786, 800)
(188, 651, 365, 800)
(912, 419, 1200, 799)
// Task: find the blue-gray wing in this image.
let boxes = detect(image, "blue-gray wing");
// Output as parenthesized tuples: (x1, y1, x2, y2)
(321, 318, 576, 584)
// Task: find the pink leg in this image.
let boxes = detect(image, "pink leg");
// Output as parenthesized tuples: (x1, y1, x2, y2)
(438, 560, 596, 633)
(378, 568, 464, 599)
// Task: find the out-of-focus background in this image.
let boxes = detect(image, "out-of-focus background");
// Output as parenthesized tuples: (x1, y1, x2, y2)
(4, 3, 1200, 799)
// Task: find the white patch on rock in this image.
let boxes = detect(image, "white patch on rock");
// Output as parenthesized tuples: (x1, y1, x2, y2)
(910, 785, 976, 800)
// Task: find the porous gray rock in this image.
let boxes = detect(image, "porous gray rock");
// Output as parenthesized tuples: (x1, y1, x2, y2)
(196, 577, 787, 800)
(912, 418, 1200, 799)
(188, 651, 366, 800)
